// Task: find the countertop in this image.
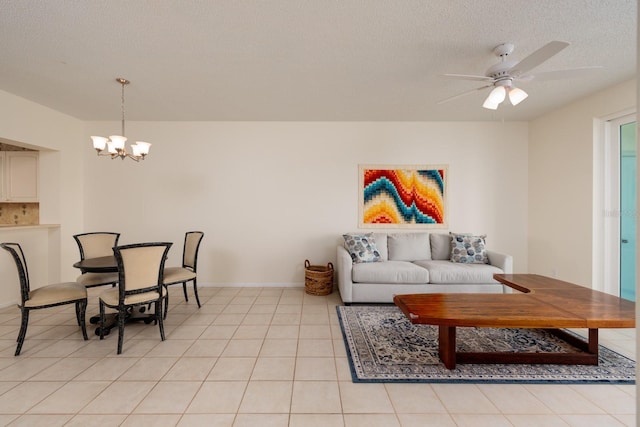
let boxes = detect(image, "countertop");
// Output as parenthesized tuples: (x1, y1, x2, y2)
(0, 224, 60, 230)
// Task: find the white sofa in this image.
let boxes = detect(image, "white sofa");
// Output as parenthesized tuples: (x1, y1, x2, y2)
(337, 232, 513, 304)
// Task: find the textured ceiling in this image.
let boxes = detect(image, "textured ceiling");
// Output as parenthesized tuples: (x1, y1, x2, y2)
(0, 0, 636, 121)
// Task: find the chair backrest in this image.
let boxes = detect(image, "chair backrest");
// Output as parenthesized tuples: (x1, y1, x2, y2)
(74, 232, 121, 260)
(1, 243, 30, 305)
(115, 242, 172, 299)
(182, 231, 204, 271)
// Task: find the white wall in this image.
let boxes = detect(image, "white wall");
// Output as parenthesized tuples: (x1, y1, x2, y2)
(529, 79, 636, 287)
(0, 90, 85, 305)
(0, 89, 530, 299)
(83, 121, 529, 285)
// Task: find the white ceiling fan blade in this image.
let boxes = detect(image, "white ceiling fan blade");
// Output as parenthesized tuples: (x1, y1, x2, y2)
(437, 84, 494, 105)
(442, 73, 494, 82)
(510, 41, 570, 76)
(517, 66, 602, 82)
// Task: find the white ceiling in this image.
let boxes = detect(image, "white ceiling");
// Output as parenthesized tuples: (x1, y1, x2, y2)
(0, 0, 636, 122)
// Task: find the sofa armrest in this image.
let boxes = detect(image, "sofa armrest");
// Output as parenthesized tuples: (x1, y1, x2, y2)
(486, 250, 513, 274)
(336, 245, 354, 303)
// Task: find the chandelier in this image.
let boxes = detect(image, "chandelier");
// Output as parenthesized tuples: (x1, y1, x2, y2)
(90, 78, 151, 161)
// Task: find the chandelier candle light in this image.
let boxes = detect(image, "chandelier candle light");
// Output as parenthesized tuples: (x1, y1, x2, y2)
(91, 78, 151, 161)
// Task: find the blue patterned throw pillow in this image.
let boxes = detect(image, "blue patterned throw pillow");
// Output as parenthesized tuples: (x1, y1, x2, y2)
(343, 233, 381, 263)
(450, 233, 489, 264)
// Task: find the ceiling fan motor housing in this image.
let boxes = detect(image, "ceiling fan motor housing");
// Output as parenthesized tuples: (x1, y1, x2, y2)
(486, 61, 517, 83)
(486, 43, 517, 84)
(494, 43, 514, 58)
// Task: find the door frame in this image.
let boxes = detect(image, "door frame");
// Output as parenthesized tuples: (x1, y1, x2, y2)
(593, 110, 636, 296)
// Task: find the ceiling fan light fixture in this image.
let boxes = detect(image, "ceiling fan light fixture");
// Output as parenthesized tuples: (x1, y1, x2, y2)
(482, 86, 506, 109)
(482, 99, 499, 110)
(508, 87, 528, 106)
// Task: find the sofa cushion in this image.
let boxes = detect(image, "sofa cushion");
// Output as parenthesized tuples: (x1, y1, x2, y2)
(413, 260, 501, 284)
(450, 233, 489, 264)
(343, 233, 381, 263)
(388, 233, 431, 261)
(430, 233, 451, 260)
(352, 261, 429, 284)
(372, 233, 388, 261)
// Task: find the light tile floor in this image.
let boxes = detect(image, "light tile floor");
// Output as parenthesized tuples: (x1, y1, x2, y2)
(0, 286, 635, 426)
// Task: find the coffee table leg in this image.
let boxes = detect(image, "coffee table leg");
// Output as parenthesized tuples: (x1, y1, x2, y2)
(439, 325, 457, 369)
(588, 328, 599, 354)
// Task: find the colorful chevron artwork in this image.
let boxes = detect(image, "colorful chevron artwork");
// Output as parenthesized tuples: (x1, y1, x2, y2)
(360, 165, 447, 227)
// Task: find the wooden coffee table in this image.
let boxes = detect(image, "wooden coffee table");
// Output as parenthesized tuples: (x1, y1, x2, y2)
(393, 274, 635, 369)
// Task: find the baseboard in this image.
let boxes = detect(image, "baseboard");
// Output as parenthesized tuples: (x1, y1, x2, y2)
(197, 282, 305, 288)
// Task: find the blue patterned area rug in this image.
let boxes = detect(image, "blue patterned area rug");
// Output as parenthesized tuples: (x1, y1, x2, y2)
(337, 305, 635, 384)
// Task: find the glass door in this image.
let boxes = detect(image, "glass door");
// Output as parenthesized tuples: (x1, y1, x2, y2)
(619, 121, 636, 301)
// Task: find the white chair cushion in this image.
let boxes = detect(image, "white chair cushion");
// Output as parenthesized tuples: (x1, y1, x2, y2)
(99, 286, 165, 306)
(163, 267, 196, 284)
(25, 282, 87, 307)
(76, 272, 119, 287)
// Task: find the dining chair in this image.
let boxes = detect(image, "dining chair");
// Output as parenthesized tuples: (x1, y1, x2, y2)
(1, 242, 88, 356)
(98, 242, 172, 354)
(73, 232, 120, 288)
(162, 231, 204, 317)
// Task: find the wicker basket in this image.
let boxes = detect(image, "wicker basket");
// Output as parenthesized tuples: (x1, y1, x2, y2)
(304, 259, 334, 296)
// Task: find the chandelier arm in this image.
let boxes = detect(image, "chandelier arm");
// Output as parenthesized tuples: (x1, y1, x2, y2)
(95, 147, 144, 161)
(96, 151, 114, 158)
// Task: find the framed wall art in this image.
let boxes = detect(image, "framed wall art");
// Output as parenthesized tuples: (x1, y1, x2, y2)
(359, 164, 447, 228)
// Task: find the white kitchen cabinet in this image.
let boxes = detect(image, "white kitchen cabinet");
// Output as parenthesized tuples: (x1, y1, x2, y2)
(0, 152, 39, 202)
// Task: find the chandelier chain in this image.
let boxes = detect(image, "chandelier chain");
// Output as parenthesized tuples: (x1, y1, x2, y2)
(121, 80, 126, 136)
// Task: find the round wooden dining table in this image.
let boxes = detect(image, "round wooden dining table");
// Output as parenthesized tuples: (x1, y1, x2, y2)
(73, 255, 118, 273)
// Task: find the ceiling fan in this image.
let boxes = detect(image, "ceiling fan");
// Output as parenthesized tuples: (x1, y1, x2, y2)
(439, 41, 600, 110)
